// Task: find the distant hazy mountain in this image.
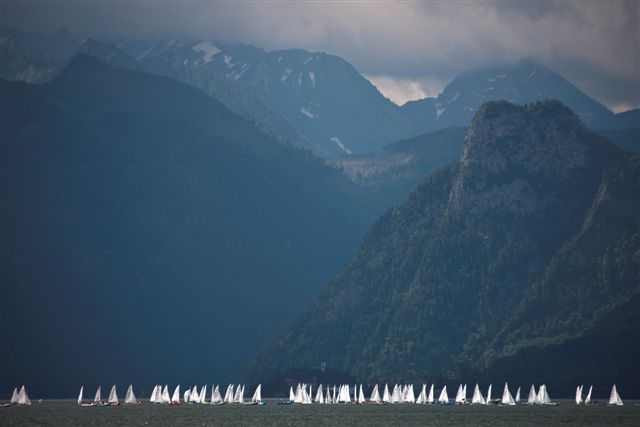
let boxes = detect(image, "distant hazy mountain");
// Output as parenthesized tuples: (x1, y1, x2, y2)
(105, 39, 416, 157)
(0, 55, 373, 396)
(402, 60, 617, 132)
(254, 101, 640, 394)
(0, 27, 80, 83)
(333, 127, 466, 207)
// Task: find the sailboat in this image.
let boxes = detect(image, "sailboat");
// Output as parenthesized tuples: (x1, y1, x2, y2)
(427, 384, 435, 404)
(471, 384, 485, 405)
(170, 385, 180, 405)
(94, 386, 103, 405)
(527, 385, 537, 405)
(369, 384, 381, 404)
(608, 385, 623, 406)
(107, 385, 119, 406)
(501, 383, 516, 406)
(16, 386, 31, 406)
(455, 384, 465, 405)
(438, 385, 449, 405)
(250, 384, 264, 405)
(183, 389, 191, 403)
(124, 385, 137, 404)
(382, 384, 391, 403)
(537, 384, 556, 405)
(486, 384, 493, 404)
(416, 385, 427, 404)
(358, 385, 366, 404)
(575, 385, 583, 405)
(515, 387, 521, 404)
(211, 385, 223, 405)
(584, 386, 593, 405)
(200, 385, 208, 404)
(10, 388, 19, 404)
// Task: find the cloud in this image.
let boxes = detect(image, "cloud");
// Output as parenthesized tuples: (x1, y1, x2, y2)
(1, 0, 638, 110)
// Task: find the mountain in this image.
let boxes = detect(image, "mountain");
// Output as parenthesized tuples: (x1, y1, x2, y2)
(109, 40, 418, 157)
(253, 101, 640, 395)
(0, 27, 80, 83)
(333, 127, 466, 207)
(0, 55, 373, 397)
(613, 108, 640, 130)
(402, 60, 617, 133)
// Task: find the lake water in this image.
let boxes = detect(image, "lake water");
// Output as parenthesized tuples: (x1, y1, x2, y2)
(2, 400, 639, 426)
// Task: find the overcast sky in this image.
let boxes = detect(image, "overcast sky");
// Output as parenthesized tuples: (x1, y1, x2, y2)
(2, 0, 638, 111)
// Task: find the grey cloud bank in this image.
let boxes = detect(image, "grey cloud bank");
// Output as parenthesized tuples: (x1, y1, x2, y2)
(2, 0, 638, 110)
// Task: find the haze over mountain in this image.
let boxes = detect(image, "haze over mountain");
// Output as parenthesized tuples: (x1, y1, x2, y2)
(0, 55, 374, 396)
(254, 101, 640, 395)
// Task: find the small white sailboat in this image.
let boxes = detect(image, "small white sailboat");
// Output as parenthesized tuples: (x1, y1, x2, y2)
(249, 384, 264, 405)
(527, 385, 537, 405)
(515, 387, 521, 403)
(10, 388, 19, 404)
(191, 385, 201, 403)
(575, 385, 583, 405)
(162, 385, 171, 404)
(438, 385, 449, 405)
(416, 385, 427, 404)
(183, 389, 191, 404)
(486, 384, 492, 404)
(358, 385, 366, 404)
(584, 385, 593, 405)
(77, 386, 84, 406)
(608, 385, 623, 406)
(124, 385, 137, 404)
(427, 384, 435, 404)
(288, 386, 295, 402)
(171, 385, 180, 405)
(369, 384, 381, 404)
(382, 384, 391, 403)
(16, 386, 31, 406)
(93, 386, 103, 405)
(223, 385, 234, 404)
(455, 384, 464, 404)
(211, 385, 223, 405)
(200, 385, 208, 404)
(501, 383, 516, 406)
(537, 384, 555, 405)
(107, 385, 119, 406)
(391, 384, 400, 403)
(471, 384, 485, 405)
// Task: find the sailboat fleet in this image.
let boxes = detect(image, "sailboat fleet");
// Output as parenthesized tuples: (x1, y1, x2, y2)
(2, 383, 628, 407)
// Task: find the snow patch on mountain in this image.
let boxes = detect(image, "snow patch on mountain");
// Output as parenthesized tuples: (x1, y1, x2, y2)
(330, 137, 352, 155)
(192, 41, 220, 63)
(300, 107, 316, 119)
(309, 71, 316, 88)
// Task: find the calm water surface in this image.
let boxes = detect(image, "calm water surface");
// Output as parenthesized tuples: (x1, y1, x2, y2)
(1, 400, 639, 426)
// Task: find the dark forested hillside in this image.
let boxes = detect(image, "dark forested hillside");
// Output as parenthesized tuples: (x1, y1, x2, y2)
(254, 101, 640, 395)
(0, 55, 373, 397)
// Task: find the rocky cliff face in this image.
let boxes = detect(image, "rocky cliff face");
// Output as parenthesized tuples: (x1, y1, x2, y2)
(253, 101, 640, 392)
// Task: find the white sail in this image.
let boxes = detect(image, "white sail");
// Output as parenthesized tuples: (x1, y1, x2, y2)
(368, 384, 380, 403)
(608, 385, 623, 406)
(438, 385, 449, 404)
(575, 385, 583, 405)
(162, 385, 171, 403)
(427, 384, 435, 404)
(250, 384, 262, 404)
(10, 387, 18, 404)
(541, 384, 552, 405)
(211, 385, 222, 404)
(486, 384, 492, 404)
(94, 386, 102, 403)
(415, 385, 426, 404)
(288, 386, 295, 402)
(407, 384, 416, 403)
(17, 386, 31, 406)
(455, 384, 464, 404)
(191, 385, 200, 403)
(358, 385, 366, 404)
(585, 385, 592, 405)
(77, 386, 84, 405)
(501, 383, 515, 405)
(391, 384, 401, 403)
(183, 389, 190, 404)
(527, 385, 537, 405)
(149, 385, 158, 403)
(515, 387, 521, 403)
(125, 385, 137, 404)
(108, 385, 118, 404)
(223, 385, 234, 403)
(471, 384, 485, 405)
(171, 385, 180, 404)
(325, 386, 332, 404)
(382, 384, 391, 403)
(234, 384, 243, 403)
(200, 385, 208, 404)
